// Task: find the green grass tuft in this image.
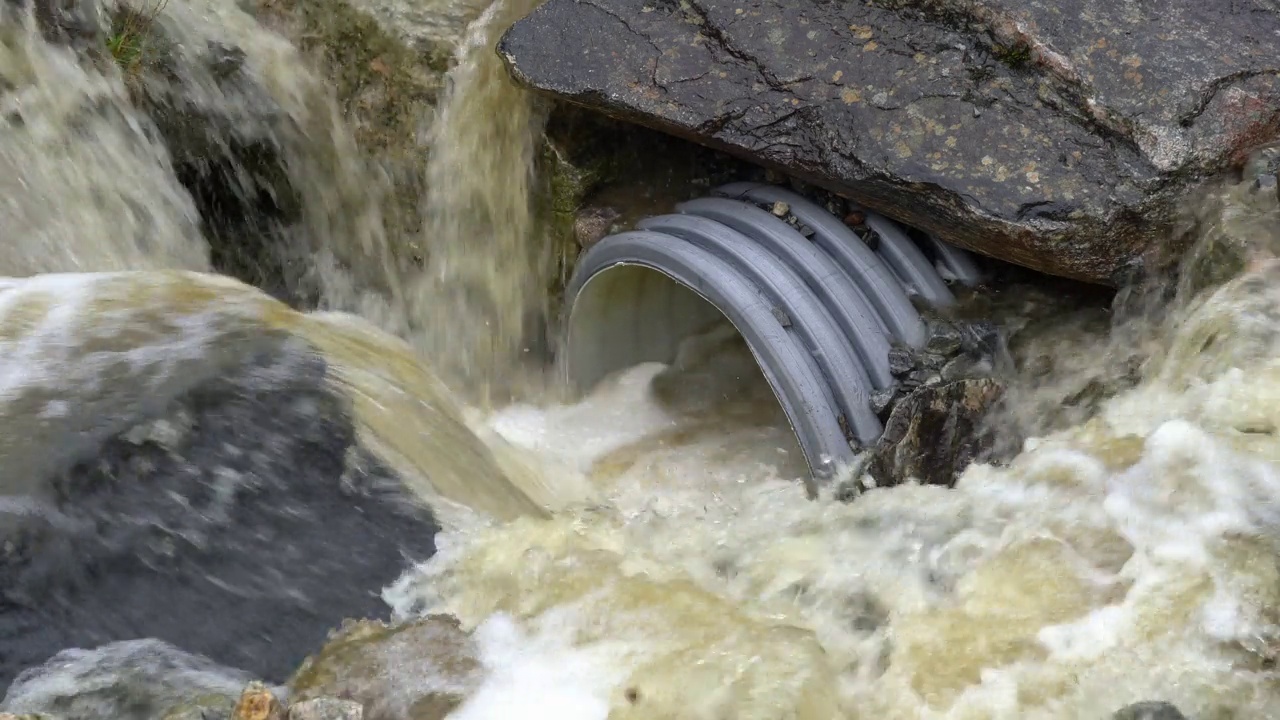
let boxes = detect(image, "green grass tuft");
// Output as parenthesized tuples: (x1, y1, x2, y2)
(106, 0, 169, 73)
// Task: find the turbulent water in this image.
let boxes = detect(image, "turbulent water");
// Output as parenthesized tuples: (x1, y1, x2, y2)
(4, 0, 1280, 716)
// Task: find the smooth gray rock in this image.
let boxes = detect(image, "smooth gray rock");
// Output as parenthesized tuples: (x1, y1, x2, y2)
(1, 639, 255, 720)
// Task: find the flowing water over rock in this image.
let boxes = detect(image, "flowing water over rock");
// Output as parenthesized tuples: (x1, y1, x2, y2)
(3, 0, 1280, 716)
(383, 248, 1280, 718)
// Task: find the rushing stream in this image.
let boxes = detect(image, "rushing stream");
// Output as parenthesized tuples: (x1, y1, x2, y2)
(3, 0, 1280, 717)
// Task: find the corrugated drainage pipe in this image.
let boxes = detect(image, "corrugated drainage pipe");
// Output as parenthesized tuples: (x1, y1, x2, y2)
(562, 182, 983, 485)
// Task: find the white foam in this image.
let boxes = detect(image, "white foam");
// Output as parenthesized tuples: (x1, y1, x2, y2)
(486, 362, 678, 472)
(445, 610, 636, 720)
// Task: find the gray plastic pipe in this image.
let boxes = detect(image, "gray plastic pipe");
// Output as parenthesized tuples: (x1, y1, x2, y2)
(636, 212, 883, 441)
(713, 182, 929, 347)
(561, 183, 981, 485)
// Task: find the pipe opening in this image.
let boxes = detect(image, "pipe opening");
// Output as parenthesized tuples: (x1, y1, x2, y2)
(565, 259, 852, 486)
(561, 185, 988, 486)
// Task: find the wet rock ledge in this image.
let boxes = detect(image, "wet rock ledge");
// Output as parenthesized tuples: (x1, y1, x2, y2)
(498, 0, 1280, 284)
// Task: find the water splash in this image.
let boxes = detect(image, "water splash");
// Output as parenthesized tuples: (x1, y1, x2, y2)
(5, 0, 1280, 713)
(384, 180, 1280, 719)
(0, 9, 209, 275)
(0, 270, 575, 522)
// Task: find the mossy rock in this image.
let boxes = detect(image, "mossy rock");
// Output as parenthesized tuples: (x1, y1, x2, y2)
(289, 616, 481, 720)
(252, 0, 446, 255)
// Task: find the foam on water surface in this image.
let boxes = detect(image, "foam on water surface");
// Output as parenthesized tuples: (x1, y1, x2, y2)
(4, 0, 1280, 712)
(446, 610, 637, 720)
(383, 266, 1280, 720)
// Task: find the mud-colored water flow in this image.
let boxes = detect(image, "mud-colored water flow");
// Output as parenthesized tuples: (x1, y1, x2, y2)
(407, 0, 555, 398)
(3, 0, 1280, 715)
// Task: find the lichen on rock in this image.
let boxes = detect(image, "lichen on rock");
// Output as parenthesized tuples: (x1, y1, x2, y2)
(231, 682, 286, 720)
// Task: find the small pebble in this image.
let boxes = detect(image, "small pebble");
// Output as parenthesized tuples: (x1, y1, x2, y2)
(907, 369, 941, 386)
(870, 386, 897, 416)
(887, 345, 915, 377)
(917, 352, 946, 371)
(770, 201, 790, 217)
(941, 354, 976, 382)
(957, 319, 1001, 355)
(843, 211, 865, 226)
(924, 320, 963, 355)
(573, 205, 621, 248)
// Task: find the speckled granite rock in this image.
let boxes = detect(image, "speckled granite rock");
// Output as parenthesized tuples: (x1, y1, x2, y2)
(289, 616, 481, 720)
(288, 698, 364, 720)
(498, 0, 1280, 284)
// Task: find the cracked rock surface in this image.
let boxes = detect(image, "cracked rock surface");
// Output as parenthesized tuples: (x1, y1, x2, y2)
(498, 0, 1280, 284)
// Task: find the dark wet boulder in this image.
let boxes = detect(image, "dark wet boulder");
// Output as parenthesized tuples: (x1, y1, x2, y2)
(0, 329, 441, 691)
(862, 378, 1005, 489)
(498, 0, 1280, 284)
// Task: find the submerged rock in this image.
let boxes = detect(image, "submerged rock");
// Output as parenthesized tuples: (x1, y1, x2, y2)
(288, 616, 481, 720)
(0, 323, 442, 689)
(287, 698, 363, 720)
(498, 0, 1280, 284)
(863, 378, 1005, 489)
(0, 639, 258, 720)
(1112, 701, 1189, 720)
(0, 271, 548, 690)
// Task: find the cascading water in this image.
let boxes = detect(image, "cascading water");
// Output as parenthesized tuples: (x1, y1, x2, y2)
(2, 0, 1280, 716)
(406, 0, 555, 400)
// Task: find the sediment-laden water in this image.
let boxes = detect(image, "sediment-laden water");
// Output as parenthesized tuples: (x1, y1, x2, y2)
(2, 0, 1280, 717)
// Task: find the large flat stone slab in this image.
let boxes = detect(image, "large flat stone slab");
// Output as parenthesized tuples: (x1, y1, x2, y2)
(498, 0, 1280, 283)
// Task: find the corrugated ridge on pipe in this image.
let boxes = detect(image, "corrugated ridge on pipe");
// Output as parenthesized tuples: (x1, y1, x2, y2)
(562, 182, 984, 488)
